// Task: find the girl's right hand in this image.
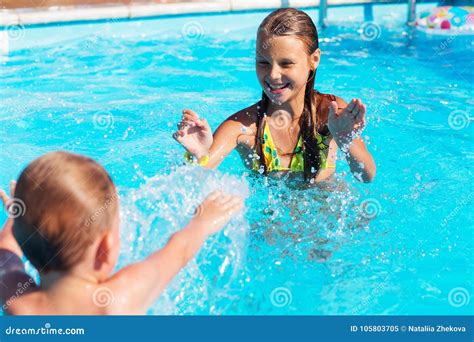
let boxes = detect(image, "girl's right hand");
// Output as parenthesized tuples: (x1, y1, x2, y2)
(173, 109, 213, 159)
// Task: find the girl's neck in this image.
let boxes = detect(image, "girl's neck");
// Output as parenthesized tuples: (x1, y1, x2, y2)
(266, 88, 306, 121)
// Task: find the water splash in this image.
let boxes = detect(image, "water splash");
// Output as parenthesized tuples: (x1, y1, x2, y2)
(118, 165, 250, 314)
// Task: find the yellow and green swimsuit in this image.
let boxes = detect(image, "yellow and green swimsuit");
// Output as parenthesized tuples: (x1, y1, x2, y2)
(252, 119, 334, 172)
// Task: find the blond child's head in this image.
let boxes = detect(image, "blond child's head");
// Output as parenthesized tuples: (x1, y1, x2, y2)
(13, 151, 120, 278)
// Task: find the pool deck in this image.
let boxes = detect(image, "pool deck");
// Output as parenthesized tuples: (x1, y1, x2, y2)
(0, 0, 409, 26)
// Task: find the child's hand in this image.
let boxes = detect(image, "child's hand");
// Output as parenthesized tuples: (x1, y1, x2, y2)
(115, 190, 243, 313)
(0, 180, 17, 227)
(192, 191, 244, 235)
(0, 180, 17, 203)
(173, 109, 213, 160)
(328, 99, 366, 150)
(0, 181, 22, 257)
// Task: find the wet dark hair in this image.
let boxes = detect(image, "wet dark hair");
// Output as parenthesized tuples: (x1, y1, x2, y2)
(255, 8, 334, 180)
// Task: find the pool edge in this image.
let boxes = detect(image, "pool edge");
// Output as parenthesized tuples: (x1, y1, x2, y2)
(0, 0, 430, 27)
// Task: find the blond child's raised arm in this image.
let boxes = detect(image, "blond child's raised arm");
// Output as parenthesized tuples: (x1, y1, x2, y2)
(107, 191, 243, 313)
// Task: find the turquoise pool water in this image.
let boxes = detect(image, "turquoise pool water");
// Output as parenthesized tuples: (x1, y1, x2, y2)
(0, 4, 473, 315)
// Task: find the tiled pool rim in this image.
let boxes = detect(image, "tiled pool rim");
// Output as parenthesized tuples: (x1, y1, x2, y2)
(0, 0, 427, 26)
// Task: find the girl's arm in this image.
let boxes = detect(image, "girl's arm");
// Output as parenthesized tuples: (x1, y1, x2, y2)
(343, 137, 376, 183)
(174, 107, 256, 169)
(202, 117, 245, 169)
(206, 109, 256, 168)
(329, 97, 376, 183)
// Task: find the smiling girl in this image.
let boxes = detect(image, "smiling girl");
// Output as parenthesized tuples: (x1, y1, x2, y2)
(174, 8, 376, 183)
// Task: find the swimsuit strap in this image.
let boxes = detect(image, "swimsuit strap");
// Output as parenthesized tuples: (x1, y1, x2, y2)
(253, 91, 336, 174)
(258, 119, 304, 172)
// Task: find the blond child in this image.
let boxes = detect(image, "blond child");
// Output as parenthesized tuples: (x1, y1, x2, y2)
(0, 151, 243, 314)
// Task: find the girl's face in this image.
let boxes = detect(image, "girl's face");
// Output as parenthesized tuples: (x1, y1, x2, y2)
(256, 33, 320, 105)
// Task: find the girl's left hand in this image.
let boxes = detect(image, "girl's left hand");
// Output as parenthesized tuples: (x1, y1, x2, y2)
(328, 99, 366, 150)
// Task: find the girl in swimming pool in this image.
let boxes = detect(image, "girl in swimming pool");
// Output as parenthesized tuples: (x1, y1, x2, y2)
(174, 8, 376, 183)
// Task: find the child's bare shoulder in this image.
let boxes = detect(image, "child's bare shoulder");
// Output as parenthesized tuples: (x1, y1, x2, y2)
(215, 103, 259, 146)
(225, 102, 259, 126)
(224, 103, 259, 147)
(315, 90, 346, 107)
(5, 292, 48, 315)
(333, 95, 347, 106)
(237, 102, 260, 120)
(96, 262, 158, 314)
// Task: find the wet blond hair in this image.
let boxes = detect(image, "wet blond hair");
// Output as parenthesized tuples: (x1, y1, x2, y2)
(13, 151, 118, 273)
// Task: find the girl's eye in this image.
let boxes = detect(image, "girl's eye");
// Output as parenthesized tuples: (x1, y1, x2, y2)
(257, 60, 269, 65)
(281, 62, 294, 67)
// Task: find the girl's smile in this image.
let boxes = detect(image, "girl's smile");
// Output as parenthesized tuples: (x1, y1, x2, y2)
(265, 80, 291, 95)
(256, 34, 319, 106)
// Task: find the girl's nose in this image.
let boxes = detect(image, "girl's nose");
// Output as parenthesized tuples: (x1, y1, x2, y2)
(268, 64, 282, 82)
